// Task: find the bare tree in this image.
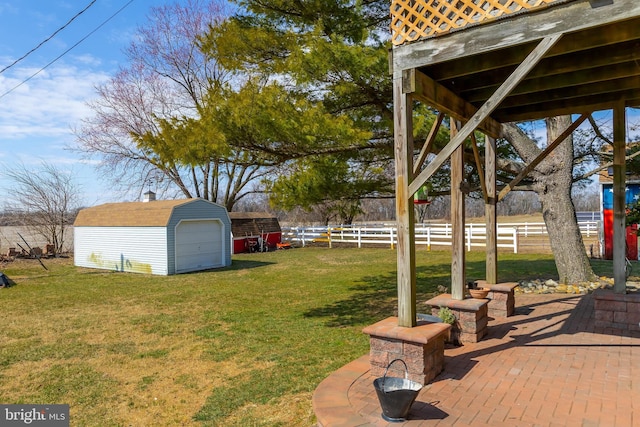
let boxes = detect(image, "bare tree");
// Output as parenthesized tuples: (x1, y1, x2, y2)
(572, 186, 599, 212)
(2, 162, 81, 255)
(73, 0, 242, 203)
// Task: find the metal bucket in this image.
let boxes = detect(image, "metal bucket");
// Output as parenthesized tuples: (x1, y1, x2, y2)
(373, 359, 423, 422)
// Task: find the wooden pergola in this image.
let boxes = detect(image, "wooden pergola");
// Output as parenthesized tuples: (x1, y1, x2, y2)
(392, 0, 640, 327)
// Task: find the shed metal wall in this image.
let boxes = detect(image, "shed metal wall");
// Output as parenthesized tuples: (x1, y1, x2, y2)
(74, 227, 169, 275)
(166, 199, 232, 275)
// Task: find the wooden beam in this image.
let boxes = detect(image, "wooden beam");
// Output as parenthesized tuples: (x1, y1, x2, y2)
(408, 34, 561, 197)
(494, 76, 640, 111)
(464, 61, 640, 104)
(413, 112, 444, 176)
(494, 91, 640, 123)
(451, 119, 465, 301)
(613, 103, 627, 293)
(425, 18, 640, 85)
(485, 136, 498, 285)
(392, 0, 640, 70)
(470, 133, 487, 203)
(393, 71, 417, 327)
(498, 112, 590, 202)
(412, 71, 502, 139)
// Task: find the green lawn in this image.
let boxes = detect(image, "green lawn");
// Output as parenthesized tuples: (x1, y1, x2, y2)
(0, 248, 611, 426)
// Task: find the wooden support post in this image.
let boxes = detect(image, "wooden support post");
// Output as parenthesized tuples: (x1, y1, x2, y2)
(451, 119, 465, 300)
(485, 136, 498, 285)
(394, 70, 417, 326)
(613, 103, 627, 293)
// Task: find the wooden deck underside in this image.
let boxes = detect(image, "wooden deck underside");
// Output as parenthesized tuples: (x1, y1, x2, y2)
(391, 0, 640, 325)
(393, 0, 640, 123)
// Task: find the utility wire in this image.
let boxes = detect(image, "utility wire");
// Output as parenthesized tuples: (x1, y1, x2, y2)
(0, 0, 97, 75)
(0, 0, 135, 100)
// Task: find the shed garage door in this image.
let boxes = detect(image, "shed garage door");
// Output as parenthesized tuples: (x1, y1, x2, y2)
(175, 220, 223, 272)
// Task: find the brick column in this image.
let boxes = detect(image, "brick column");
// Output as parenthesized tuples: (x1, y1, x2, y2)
(475, 280, 518, 318)
(425, 294, 489, 343)
(362, 317, 450, 385)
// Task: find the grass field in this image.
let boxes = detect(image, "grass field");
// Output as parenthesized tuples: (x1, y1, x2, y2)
(0, 248, 614, 426)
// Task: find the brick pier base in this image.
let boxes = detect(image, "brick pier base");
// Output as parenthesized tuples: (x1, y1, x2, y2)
(475, 280, 518, 318)
(362, 317, 450, 385)
(425, 294, 489, 343)
(593, 288, 640, 331)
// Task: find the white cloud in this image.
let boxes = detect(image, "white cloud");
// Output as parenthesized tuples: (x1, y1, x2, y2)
(0, 60, 110, 140)
(0, 57, 114, 204)
(71, 53, 103, 67)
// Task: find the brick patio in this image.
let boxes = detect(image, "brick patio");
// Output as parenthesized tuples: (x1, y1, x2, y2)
(313, 293, 640, 426)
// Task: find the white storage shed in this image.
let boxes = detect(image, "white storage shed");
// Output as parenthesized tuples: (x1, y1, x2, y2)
(74, 198, 232, 275)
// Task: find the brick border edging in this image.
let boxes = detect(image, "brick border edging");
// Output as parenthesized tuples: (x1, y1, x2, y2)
(312, 355, 371, 427)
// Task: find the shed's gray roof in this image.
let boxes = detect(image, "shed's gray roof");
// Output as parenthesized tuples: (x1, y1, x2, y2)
(74, 199, 211, 227)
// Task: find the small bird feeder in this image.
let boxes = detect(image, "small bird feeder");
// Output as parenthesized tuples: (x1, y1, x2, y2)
(414, 185, 430, 205)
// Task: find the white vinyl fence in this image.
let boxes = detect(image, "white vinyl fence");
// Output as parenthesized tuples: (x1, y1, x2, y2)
(282, 221, 599, 254)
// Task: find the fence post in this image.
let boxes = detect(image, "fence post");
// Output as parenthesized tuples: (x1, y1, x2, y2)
(328, 227, 332, 249)
(466, 224, 472, 251)
(513, 227, 518, 254)
(390, 227, 394, 249)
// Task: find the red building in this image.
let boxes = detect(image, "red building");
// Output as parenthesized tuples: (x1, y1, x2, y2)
(229, 212, 282, 254)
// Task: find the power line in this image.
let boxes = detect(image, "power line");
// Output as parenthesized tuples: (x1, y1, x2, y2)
(0, 0, 97, 75)
(0, 0, 136, 100)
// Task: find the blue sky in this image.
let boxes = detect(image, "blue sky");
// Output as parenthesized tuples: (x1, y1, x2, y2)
(0, 0, 177, 207)
(0, 1, 634, 209)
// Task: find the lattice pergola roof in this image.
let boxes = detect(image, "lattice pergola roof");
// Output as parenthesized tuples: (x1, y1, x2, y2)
(391, 0, 568, 45)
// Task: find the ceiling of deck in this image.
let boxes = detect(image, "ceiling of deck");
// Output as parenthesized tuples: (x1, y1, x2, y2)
(393, 0, 640, 124)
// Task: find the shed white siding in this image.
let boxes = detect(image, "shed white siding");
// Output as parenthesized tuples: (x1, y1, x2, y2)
(74, 227, 169, 275)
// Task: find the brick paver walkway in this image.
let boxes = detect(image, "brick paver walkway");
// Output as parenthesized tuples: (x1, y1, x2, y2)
(313, 293, 640, 426)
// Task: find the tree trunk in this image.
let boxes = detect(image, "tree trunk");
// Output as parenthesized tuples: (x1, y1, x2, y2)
(539, 117, 596, 283)
(503, 116, 597, 283)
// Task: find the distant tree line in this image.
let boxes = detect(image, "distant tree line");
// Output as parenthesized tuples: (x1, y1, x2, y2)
(239, 185, 601, 225)
(0, 209, 80, 227)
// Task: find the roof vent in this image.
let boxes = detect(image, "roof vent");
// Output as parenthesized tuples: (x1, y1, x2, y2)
(143, 191, 156, 202)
